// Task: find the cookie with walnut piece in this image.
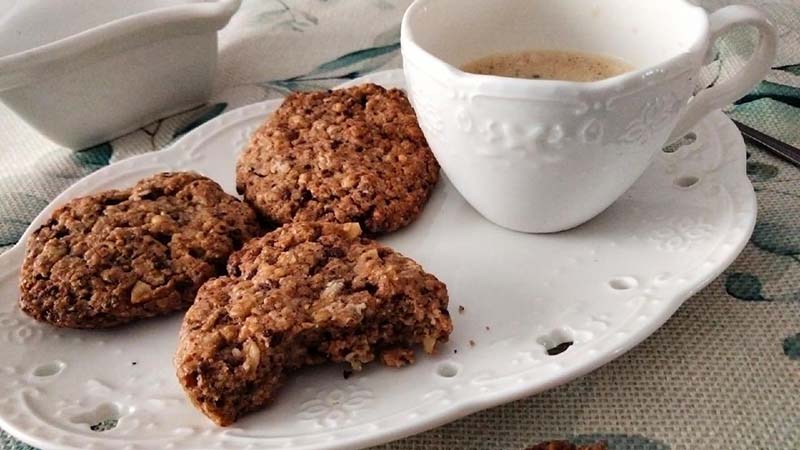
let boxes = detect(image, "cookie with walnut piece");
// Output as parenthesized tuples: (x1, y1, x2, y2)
(19, 172, 260, 328)
(175, 222, 453, 426)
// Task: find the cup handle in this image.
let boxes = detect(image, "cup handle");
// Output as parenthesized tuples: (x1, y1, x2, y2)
(667, 5, 777, 143)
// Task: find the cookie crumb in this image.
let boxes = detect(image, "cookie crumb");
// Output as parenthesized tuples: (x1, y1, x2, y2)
(485, 326, 490, 331)
(343, 369, 353, 380)
(381, 348, 416, 367)
(469, 340, 476, 347)
(458, 305, 465, 314)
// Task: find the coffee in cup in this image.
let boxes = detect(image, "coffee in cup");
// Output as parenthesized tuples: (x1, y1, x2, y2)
(401, 0, 777, 233)
(461, 49, 634, 82)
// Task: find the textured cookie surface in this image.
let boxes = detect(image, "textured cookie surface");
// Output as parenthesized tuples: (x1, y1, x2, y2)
(19, 172, 260, 328)
(235, 83, 439, 233)
(175, 222, 452, 426)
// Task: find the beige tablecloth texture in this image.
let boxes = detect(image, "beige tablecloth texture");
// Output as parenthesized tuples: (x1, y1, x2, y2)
(1, 1, 798, 449)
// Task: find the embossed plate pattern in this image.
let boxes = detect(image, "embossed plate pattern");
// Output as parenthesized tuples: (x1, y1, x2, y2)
(0, 70, 755, 450)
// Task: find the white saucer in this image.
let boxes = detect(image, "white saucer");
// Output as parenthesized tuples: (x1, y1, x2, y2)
(0, 70, 755, 450)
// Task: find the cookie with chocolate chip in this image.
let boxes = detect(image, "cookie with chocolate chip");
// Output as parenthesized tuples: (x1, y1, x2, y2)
(19, 172, 260, 328)
(175, 222, 452, 426)
(235, 83, 439, 234)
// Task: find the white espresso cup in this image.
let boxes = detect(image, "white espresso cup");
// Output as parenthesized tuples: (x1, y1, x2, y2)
(401, 0, 776, 233)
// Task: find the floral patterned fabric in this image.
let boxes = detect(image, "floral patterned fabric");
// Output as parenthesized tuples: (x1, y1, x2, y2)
(1, 0, 798, 449)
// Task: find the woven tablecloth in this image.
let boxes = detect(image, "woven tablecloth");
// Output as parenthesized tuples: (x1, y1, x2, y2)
(1, 1, 798, 449)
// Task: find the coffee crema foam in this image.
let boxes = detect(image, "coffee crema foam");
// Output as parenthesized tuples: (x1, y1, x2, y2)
(461, 49, 634, 82)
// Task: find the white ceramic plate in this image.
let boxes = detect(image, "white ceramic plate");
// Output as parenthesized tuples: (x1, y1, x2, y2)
(0, 70, 755, 450)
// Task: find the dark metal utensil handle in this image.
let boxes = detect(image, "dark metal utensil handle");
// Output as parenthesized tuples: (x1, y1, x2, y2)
(732, 119, 800, 167)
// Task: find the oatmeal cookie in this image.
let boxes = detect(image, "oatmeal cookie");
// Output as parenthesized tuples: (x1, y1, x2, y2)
(175, 222, 452, 425)
(19, 172, 260, 328)
(235, 83, 439, 233)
